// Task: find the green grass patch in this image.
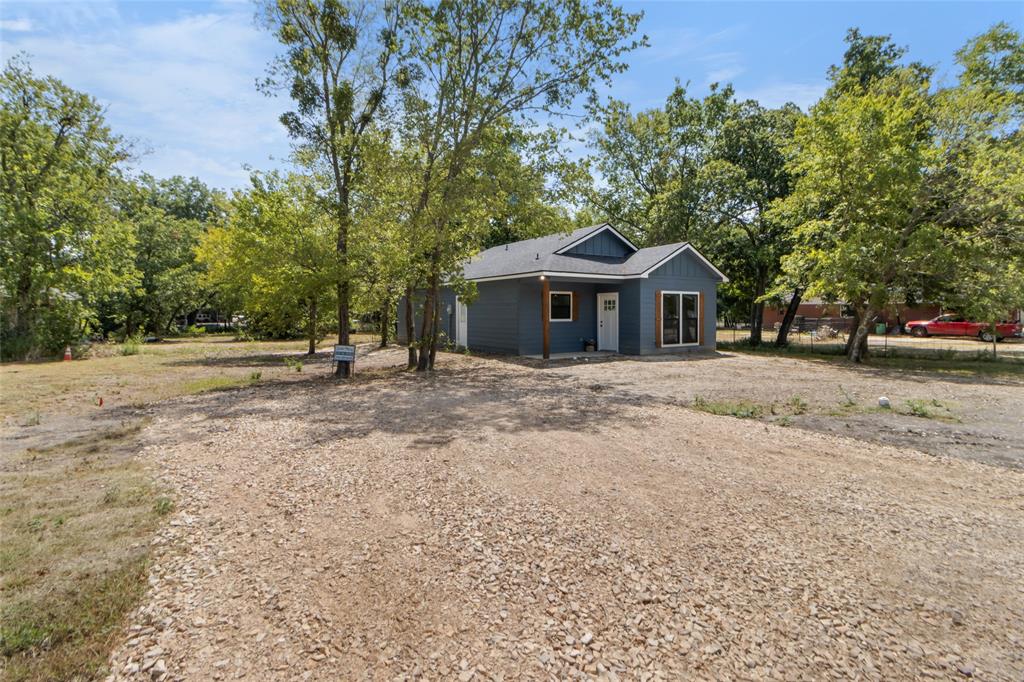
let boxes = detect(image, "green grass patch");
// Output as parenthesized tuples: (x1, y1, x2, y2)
(0, 422, 165, 681)
(693, 395, 764, 418)
(899, 398, 957, 420)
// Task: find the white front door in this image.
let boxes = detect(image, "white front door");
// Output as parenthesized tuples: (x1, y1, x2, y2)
(597, 292, 619, 352)
(455, 297, 468, 347)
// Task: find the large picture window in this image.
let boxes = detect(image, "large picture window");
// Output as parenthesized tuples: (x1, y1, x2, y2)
(550, 292, 572, 321)
(662, 292, 699, 345)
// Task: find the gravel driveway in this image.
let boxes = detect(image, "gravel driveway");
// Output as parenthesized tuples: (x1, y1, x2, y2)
(109, 349, 1024, 681)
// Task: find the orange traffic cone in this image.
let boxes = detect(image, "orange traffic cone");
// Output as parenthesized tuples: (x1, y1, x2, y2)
(63, 346, 72, 361)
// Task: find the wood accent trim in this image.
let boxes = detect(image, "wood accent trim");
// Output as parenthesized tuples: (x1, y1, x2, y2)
(698, 291, 705, 345)
(542, 279, 550, 359)
(655, 290, 663, 348)
(571, 291, 579, 321)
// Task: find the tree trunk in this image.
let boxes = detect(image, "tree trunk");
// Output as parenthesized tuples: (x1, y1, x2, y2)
(748, 300, 765, 346)
(428, 289, 440, 370)
(307, 298, 318, 355)
(415, 281, 435, 372)
(748, 272, 766, 347)
(775, 287, 804, 347)
(847, 307, 874, 363)
(379, 300, 390, 348)
(417, 248, 441, 372)
(405, 286, 417, 369)
(335, 280, 351, 377)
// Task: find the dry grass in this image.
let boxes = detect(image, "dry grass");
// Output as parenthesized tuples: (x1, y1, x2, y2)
(0, 336, 385, 680)
(0, 422, 166, 681)
(0, 335, 380, 423)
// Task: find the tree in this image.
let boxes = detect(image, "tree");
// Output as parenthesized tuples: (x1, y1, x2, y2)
(932, 24, 1024, 355)
(777, 64, 938, 362)
(198, 172, 338, 354)
(777, 25, 1023, 363)
(260, 0, 401, 376)
(398, 0, 645, 371)
(0, 57, 137, 359)
(700, 100, 802, 344)
(106, 175, 225, 337)
(568, 84, 731, 247)
(569, 85, 799, 342)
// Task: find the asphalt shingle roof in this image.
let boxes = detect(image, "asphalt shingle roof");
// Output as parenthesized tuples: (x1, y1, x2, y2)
(462, 224, 696, 281)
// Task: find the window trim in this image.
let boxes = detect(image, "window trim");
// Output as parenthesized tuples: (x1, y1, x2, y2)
(549, 290, 573, 322)
(661, 290, 701, 347)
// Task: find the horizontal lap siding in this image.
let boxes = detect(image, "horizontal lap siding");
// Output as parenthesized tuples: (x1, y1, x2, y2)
(466, 281, 519, 354)
(518, 281, 598, 355)
(640, 251, 719, 354)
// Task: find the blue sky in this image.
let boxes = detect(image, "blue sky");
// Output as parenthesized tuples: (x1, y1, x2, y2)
(2, 1, 1020, 191)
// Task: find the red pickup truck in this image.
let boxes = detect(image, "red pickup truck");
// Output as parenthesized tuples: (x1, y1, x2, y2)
(907, 315, 1022, 342)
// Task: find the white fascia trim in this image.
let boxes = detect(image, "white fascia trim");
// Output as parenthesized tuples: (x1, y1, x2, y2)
(553, 223, 639, 255)
(468, 270, 635, 282)
(639, 244, 730, 282)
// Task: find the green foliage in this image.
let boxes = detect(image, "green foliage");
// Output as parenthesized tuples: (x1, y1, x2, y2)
(566, 83, 802, 331)
(1, 57, 137, 359)
(119, 335, 142, 356)
(152, 496, 174, 516)
(396, 0, 645, 369)
(102, 175, 225, 337)
(198, 171, 338, 346)
(770, 26, 1024, 362)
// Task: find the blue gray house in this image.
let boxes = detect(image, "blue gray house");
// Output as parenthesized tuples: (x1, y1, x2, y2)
(397, 223, 728, 358)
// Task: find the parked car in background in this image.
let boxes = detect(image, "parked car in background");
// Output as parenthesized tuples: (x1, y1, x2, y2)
(906, 315, 1022, 342)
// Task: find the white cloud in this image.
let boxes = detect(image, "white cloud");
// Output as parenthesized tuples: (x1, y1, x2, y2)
(699, 51, 744, 85)
(1, 18, 33, 32)
(735, 82, 828, 111)
(640, 24, 747, 65)
(1, 2, 291, 190)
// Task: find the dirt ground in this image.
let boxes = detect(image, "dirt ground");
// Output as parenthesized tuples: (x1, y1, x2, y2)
(85, 347, 1024, 681)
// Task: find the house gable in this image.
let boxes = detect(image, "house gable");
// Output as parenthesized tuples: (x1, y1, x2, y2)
(555, 224, 637, 259)
(646, 245, 727, 282)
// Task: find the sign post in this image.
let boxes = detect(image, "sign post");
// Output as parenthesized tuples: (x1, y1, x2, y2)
(332, 344, 356, 376)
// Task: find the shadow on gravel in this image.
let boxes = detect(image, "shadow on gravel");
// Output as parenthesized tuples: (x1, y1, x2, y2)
(160, 359, 650, 447)
(484, 350, 729, 370)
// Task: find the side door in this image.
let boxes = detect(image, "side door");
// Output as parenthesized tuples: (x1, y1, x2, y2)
(455, 297, 468, 348)
(597, 292, 619, 352)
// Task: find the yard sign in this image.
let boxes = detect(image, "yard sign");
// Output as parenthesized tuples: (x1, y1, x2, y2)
(333, 344, 356, 374)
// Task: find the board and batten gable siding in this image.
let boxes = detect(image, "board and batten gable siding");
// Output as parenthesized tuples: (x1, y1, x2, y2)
(465, 280, 520, 354)
(563, 229, 633, 258)
(639, 249, 719, 354)
(517, 280, 599, 355)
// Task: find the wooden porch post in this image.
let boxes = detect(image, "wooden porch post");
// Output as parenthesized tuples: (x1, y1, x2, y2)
(541, 278, 550, 359)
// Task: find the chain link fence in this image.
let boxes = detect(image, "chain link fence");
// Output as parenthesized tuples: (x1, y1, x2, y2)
(718, 324, 1024, 359)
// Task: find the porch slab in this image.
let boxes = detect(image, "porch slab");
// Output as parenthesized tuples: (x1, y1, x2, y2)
(523, 350, 619, 360)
